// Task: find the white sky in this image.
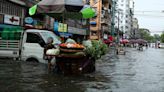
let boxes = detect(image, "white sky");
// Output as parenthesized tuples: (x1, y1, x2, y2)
(134, 0, 164, 35)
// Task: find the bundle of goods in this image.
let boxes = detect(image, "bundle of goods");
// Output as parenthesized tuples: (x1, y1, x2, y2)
(59, 43, 85, 57)
(60, 43, 84, 52)
(83, 40, 109, 59)
(46, 49, 60, 55)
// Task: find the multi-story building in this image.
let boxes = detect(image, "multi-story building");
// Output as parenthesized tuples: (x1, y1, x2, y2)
(89, 0, 102, 40)
(23, 0, 54, 29)
(115, 0, 134, 39)
(89, 0, 112, 40)
(131, 18, 139, 39)
(0, 0, 26, 26)
(0, 0, 53, 29)
(101, 0, 112, 40)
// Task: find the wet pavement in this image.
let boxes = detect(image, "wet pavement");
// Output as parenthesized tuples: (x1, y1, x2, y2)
(0, 47, 164, 92)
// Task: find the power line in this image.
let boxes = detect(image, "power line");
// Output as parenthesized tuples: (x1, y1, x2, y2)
(134, 14, 164, 17)
(134, 10, 163, 13)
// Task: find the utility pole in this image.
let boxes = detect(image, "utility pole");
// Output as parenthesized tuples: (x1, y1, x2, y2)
(117, 10, 120, 44)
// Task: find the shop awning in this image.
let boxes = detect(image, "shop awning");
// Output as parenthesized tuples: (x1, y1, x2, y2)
(90, 21, 97, 25)
(68, 26, 87, 35)
(59, 32, 73, 37)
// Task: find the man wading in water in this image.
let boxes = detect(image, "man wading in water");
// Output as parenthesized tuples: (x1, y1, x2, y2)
(44, 37, 55, 71)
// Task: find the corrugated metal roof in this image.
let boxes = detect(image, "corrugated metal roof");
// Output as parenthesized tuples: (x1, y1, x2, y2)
(9, 0, 26, 6)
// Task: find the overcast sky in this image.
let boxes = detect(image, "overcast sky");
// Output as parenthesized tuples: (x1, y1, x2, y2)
(134, 0, 164, 35)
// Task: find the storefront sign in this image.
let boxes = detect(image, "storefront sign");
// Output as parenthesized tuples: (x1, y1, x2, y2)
(103, 34, 108, 39)
(68, 26, 87, 35)
(4, 15, 20, 25)
(0, 14, 4, 23)
(54, 21, 59, 32)
(25, 17, 33, 24)
(58, 23, 67, 32)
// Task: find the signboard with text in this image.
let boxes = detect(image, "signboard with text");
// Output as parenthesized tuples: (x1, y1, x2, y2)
(68, 26, 87, 35)
(4, 15, 20, 25)
(58, 23, 67, 32)
(25, 17, 33, 24)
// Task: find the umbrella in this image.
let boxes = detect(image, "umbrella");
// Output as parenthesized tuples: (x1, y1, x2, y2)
(120, 39, 129, 44)
(129, 39, 137, 43)
(136, 39, 147, 44)
(103, 39, 112, 44)
(81, 7, 96, 19)
(29, 0, 84, 19)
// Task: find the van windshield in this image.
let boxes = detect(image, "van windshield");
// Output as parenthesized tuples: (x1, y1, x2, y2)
(40, 32, 61, 44)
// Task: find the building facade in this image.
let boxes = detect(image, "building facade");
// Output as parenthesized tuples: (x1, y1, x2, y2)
(89, 0, 112, 40)
(115, 0, 134, 39)
(0, 0, 26, 26)
(131, 18, 140, 39)
(101, 0, 112, 40)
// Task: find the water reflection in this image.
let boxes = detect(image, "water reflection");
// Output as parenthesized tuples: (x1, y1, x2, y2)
(0, 48, 164, 92)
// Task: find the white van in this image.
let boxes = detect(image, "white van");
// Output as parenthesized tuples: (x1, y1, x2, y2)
(0, 29, 61, 63)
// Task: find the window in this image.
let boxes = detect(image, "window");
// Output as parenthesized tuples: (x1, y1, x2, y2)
(40, 32, 61, 44)
(26, 33, 45, 47)
(94, 0, 98, 4)
(91, 31, 97, 36)
(126, 4, 129, 7)
(126, 20, 128, 23)
(0, 1, 23, 17)
(126, 15, 128, 18)
(91, 24, 97, 27)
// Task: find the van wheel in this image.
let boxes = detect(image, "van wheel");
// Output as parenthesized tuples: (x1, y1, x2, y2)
(26, 58, 39, 63)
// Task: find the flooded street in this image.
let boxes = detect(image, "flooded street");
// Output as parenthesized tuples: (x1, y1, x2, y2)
(0, 48, 164, 92)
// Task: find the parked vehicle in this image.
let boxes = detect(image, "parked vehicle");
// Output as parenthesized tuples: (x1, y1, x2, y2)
(159, 43, 164, 48)
(0, 28, 61, 63)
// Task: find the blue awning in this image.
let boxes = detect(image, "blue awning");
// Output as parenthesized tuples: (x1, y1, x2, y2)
(59, 32, 72, 37)
(90, 21, 97, 25)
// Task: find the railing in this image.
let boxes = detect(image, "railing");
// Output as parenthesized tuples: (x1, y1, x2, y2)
(0, 40, 20, 49)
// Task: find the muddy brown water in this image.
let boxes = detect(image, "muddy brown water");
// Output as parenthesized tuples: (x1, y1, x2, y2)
(0, 48, 164, 92)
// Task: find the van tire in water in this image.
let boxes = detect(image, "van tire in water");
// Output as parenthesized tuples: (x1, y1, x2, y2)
(26, 58, 39, 63)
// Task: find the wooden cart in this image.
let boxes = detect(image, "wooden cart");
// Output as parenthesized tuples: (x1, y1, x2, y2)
(116, 44, 126, 55)
(45, 54, 95, 75)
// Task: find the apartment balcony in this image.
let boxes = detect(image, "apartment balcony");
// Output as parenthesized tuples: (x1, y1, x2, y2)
(90, 35, 99, 40)
(102, 0, 112, 4)
(9, 0, 26, 6)
(101, 18, 109, 25)
(102, 26, 110, 32)
(90, 26, 99, 31)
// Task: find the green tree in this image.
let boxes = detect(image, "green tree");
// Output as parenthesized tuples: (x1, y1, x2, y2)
(161, 32, 164, 43)
(154, 34, 161, 41)
(139, 28, 154, 42)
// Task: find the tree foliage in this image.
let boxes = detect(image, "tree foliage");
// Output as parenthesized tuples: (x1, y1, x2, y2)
(161, 32, 164, 43)
(154, 34, 161, 41)
(139, 28, 153, 42)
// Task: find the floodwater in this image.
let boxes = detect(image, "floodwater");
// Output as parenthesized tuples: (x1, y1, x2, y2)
(0, 47, 164, 92)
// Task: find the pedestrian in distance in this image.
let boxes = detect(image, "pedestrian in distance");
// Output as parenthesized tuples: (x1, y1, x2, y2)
(145, 43, 148, 49)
